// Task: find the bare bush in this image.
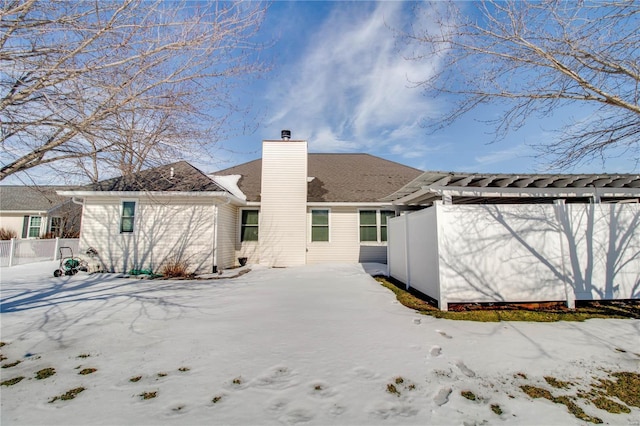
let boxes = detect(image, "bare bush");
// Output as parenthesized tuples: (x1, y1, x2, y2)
(0, 228, 17, 240)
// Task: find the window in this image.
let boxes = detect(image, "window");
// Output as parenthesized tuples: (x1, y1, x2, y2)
(359, 210, 395, 243)
(28, 216, 42, 238)
(359, 210, 378, 242)
(120, 201, 136, 233)
(311, 209, 329, 242)
(50, 217, 63, 236)
(380, 210, 395, 242)
(240, 209, 259, 242)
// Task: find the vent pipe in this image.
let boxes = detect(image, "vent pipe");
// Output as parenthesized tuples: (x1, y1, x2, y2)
(281, 129, 291, 141)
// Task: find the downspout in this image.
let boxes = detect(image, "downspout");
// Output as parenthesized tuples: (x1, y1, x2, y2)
(212, 203, 219, 273)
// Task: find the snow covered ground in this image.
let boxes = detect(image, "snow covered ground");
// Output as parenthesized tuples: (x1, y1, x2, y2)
(1, 261, 638, 425)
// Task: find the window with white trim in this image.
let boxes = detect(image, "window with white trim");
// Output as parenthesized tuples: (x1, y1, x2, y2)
(120, 201, 136, 233)
(50, 216, 63, 236)
(311, 209, 329, 242)
(240, 209, 259, 242)
(359, 210, 395, 243)
(28, 216, 42, 238)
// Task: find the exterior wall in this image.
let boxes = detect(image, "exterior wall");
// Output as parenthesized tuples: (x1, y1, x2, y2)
(390, 201, 640, 309)
(0, 204, 81, 239)
(216, 203, 237, 269)
(306, 206, 360, 264)
(0, 214, 27, 238)
(259, 140, 308, 266)
(80, 196, 218, 274)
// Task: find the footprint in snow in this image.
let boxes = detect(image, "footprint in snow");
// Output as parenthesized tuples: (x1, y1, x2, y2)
(413, 318, 421, 325)
(436, 330, 453, 339)
(252, 365, 298, 390)
(283, 407, 315, 424)
(433, 387, 452, 406)
(351, 366, 379, 381)
(455, 360, 476, 378)
(430, 345, 442, 357)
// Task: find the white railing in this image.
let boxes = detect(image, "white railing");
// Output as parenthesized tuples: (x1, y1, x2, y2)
(0, 238, 80, 267)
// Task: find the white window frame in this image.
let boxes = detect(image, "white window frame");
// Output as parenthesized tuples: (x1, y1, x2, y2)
(120, 200, 137, 234)
(309, 208, 331, 243)
(358, 209, 395, 244)
(49, 216, 63, 236)
(239, 208, 259, 243)
(27, 215, 43, 238)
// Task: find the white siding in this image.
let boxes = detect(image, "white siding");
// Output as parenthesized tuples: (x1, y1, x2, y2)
(260, 140, 308, 266)
(306, 206, 390, 264)
(216, 203, 237, 269)
(0, 214, 26, 238)
(80, 196, 217, 274)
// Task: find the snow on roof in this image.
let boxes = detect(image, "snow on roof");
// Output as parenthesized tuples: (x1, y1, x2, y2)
(208, 174, 246, 201)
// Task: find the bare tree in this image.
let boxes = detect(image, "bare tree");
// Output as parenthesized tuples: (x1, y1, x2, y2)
(0, 0, 267, 182)
(401, 1, 640, 168)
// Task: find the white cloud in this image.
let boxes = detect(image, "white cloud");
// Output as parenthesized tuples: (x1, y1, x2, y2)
(265, 2, 441, 153)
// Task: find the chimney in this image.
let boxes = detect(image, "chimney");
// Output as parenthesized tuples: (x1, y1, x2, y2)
(260, 132, 307, 266)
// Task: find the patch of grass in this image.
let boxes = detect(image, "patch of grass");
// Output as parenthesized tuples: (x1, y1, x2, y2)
(77, 353, 91, 358)
(139, 391, 157, 400)
(157, 372, 168, 378)
(386, 383, 400, 397)
(313, 384, 323, 391)
(544, 376, 572, 389)
(1, 376, 24, 386)
(491, 404, 503, 415)
(376, 277, 639, 321)
(212, 395, 223, 404)
(594, 372, 640, 408)
(232, 377, 242, 385)
(78, 368, 97, 375)
(0, 342, 6, 348)
(172, 405, 185, 412)
(515, 372, 527, 379)
(590, 396, 631, 414)
(178, 367, 190, 372)
(2, 360, 21, 369)
(0, 354, 6, 362)
(461, 390, 477, 401)
(35, 368, 56, 380)
(129, 376, 142, 382)
(49, 387, 85, 403)
(520, 385, 602, 424)
(394, 377, 404, 385)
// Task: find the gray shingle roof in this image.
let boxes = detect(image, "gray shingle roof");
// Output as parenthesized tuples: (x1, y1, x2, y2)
(91, 161, 225, 192)
(214, 153, 423, 202)
(0, 186, 76, 211)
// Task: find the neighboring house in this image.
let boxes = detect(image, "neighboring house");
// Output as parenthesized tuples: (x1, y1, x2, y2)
(384, 172, 640, 309)
(59, 136, 422, 273)
(0, 186, 82, 239)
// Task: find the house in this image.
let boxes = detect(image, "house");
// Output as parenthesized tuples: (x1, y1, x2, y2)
(58, 134, 422, 273)
(0, 186, 82, 239)
(384, 171, 640, 309)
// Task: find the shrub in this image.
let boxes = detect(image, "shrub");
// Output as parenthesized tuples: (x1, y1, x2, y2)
(0, 228, 17, 240)
(40, 231, 57, 239)
(161, 258, 191, 278)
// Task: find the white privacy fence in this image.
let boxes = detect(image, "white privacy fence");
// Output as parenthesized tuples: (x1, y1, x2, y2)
(388, 202, 640, 310)
(0, 238, 80, 267)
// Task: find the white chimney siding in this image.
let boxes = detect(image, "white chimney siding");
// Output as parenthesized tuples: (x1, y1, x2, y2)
(259, 139, 308, 266)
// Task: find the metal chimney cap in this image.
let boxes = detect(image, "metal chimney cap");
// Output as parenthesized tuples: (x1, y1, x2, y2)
(281, 129, 291, 140)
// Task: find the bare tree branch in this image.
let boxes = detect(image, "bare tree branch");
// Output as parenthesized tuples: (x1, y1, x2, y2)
(1, 0, 268, 181)
(399, 0, 640, 168)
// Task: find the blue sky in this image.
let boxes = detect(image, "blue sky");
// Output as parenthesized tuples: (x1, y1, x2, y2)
(206, 1, 637, 175)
